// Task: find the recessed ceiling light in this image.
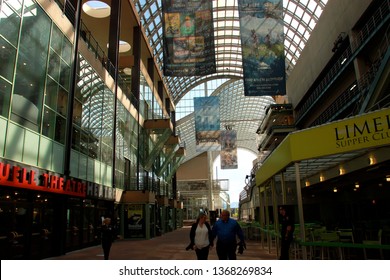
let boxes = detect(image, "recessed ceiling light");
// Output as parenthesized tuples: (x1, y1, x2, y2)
(123, 67, 132, 75)
(82, 1, 111, 18)
(119, 41, 131, 53)
(107, 40, 131, 53)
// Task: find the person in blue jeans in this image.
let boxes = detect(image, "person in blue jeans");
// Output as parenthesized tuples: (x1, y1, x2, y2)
(212, 210, 246, 260)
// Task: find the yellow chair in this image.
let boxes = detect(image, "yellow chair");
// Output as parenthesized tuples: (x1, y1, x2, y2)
(337, 229, 355, 259)
(338, 229, 354, 243)
(319, 231, 341, 259)
(363, 229, 383, 259)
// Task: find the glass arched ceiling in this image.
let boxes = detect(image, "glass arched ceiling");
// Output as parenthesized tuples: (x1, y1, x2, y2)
(134, 0, 329, 104)
(178, 80, 276, 160)
(133, 0, 329, 161)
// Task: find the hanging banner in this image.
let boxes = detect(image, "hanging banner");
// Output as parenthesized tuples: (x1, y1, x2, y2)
(162, 0, 216, 76)
(220, 130, 238, 169)
(238, 0, 286, 96)
(194, 96, 221, 152)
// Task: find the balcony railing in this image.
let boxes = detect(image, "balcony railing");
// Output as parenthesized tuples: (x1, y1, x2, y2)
(295, 1, 390, 125)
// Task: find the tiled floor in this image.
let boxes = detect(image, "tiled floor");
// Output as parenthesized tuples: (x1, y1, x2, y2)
(47, 226, 278, 260)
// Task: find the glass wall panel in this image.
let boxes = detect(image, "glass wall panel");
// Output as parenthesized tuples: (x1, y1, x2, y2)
(73, 100, 82, 126)
(44, 76, 58, 109)
(11, 3, 51, 131)
(89, 73, 103, 161)
(43, 23, 71, 145)
(54, 115, 66, 144)
(0, 1, 21, 46)
(50, 24, 63, 55)
(57, 86, 68, 116)
(48, 49, 61, 82)
(59, 59, 70, 91)
(101, 87, 113, 166)
(72, 126, 81, 150)
(0, 0, 139, 189)
(0, 78, 11, 117)
(61, 37, 72, 65)
(0, 36, 17, 82)
(115, 103, 126, 188)
(42, 107, 56, 139)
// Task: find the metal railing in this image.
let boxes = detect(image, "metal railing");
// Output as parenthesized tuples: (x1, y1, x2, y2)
(54, 0, 139, 108)
(295, 1, 390, 125)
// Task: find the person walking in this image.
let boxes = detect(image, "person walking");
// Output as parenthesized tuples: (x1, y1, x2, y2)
(279, 206, 295, 260)
(186, 213, 213, 260)
(212, 210, 246, 260)
(101, 217, 115, 260)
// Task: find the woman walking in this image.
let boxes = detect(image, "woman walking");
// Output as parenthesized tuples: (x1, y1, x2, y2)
(186, 213, 213, 260)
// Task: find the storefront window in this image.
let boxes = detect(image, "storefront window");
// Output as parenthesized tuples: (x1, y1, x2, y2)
(125, 204, 145, 238)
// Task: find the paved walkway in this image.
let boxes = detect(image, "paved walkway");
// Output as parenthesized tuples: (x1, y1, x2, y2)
(47, 226, 278, 260)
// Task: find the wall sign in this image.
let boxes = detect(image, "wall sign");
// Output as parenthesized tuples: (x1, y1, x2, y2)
(0, 162, 87, 197)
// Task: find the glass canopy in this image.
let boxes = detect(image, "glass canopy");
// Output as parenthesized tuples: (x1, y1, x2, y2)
(133, 0, 329, 162)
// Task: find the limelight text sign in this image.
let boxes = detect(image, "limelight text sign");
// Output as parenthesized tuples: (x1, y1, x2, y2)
(334, 114, 390, 148)
(256, 109, 390, 187)
(290, 109, 390, 161)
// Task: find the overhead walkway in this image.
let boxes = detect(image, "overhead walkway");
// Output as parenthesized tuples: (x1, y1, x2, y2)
(47, 226, 277, 260)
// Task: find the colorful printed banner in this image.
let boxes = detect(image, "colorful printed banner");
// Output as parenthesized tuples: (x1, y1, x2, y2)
(220, 130, 238, 169)
(238, 0, 286, 96)
(162, 0, 216, 76)
(194, 96, 221, 152)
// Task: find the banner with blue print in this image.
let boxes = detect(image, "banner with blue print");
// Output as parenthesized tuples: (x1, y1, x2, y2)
(194, 96, 221, 152)
(162, 0, 216, 76)
(238, 0, 286, 96)
(220, 130, 238, 169)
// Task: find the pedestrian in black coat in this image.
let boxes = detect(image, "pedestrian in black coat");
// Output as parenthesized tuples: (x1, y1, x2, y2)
(186, 213, 213, 260)
(279, 206, 295, 260)
(101, 218, 115, 260)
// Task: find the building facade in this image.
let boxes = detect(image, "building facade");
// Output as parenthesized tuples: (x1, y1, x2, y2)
(239, 0, 390, 256)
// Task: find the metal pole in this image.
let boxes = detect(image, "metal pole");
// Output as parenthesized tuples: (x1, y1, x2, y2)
(281, 171, 287, 204)
(258, 185, 265, 248)
(208, 151, 214, 210)
(64, 0, 82, 177)
(295, 162, 307, 259)
(271, 177, 280, 258)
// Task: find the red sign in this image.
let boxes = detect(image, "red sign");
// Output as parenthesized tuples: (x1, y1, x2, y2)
(0, 162, 86, 197)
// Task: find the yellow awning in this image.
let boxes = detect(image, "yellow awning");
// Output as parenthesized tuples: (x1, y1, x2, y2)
(256, 108, 390, 186)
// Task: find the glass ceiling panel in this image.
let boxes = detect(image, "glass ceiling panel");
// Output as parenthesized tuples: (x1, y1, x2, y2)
(133, 0, 329, 161)
(135, 0, 328, 103)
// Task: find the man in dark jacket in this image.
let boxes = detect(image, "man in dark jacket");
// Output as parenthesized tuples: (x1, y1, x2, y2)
(211, 210, 245, 260)
(279, 206, 295, 260)
(101, 218, 115, 260)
